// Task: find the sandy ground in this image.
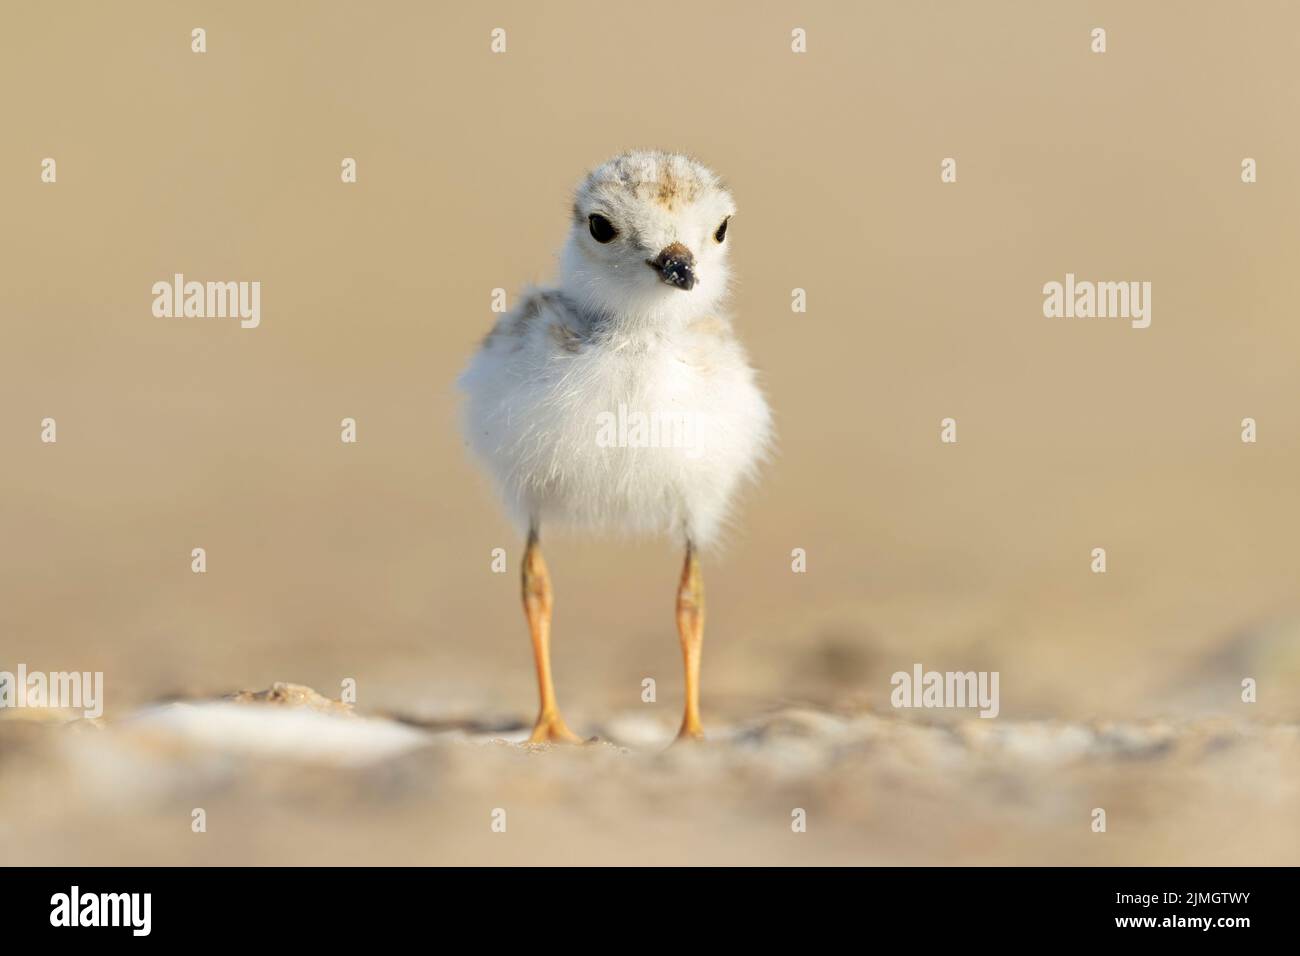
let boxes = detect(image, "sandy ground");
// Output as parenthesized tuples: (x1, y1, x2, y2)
(2, 683, 1296, 866)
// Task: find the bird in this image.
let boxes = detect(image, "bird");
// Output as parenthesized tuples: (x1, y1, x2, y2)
(458, 150, 772, 744)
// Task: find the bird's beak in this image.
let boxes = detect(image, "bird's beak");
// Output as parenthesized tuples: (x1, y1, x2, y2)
(647, 244, 696, 291)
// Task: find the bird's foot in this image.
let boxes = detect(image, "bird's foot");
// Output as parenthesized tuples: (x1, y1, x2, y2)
(673, 719, 706, 745)
(527, 710, 584, 745)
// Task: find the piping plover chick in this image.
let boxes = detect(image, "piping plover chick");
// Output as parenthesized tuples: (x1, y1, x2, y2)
(459, 150, 771, 743)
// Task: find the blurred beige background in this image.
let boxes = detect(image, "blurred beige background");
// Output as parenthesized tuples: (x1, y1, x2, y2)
(2, 2, 1298, 865)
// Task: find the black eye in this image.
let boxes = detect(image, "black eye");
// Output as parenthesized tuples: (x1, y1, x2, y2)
(588, 214, 618, 243)
(714, 217, 730, 243)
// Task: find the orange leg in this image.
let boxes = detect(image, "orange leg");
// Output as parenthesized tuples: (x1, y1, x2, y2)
(522, 528, 582, 744)
(675, 542, 705, 741)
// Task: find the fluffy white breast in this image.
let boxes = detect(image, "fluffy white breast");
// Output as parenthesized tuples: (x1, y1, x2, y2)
(459, 296, 770, 547)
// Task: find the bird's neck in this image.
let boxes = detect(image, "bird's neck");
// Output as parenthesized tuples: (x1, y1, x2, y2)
(556, 281, 718, 337)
